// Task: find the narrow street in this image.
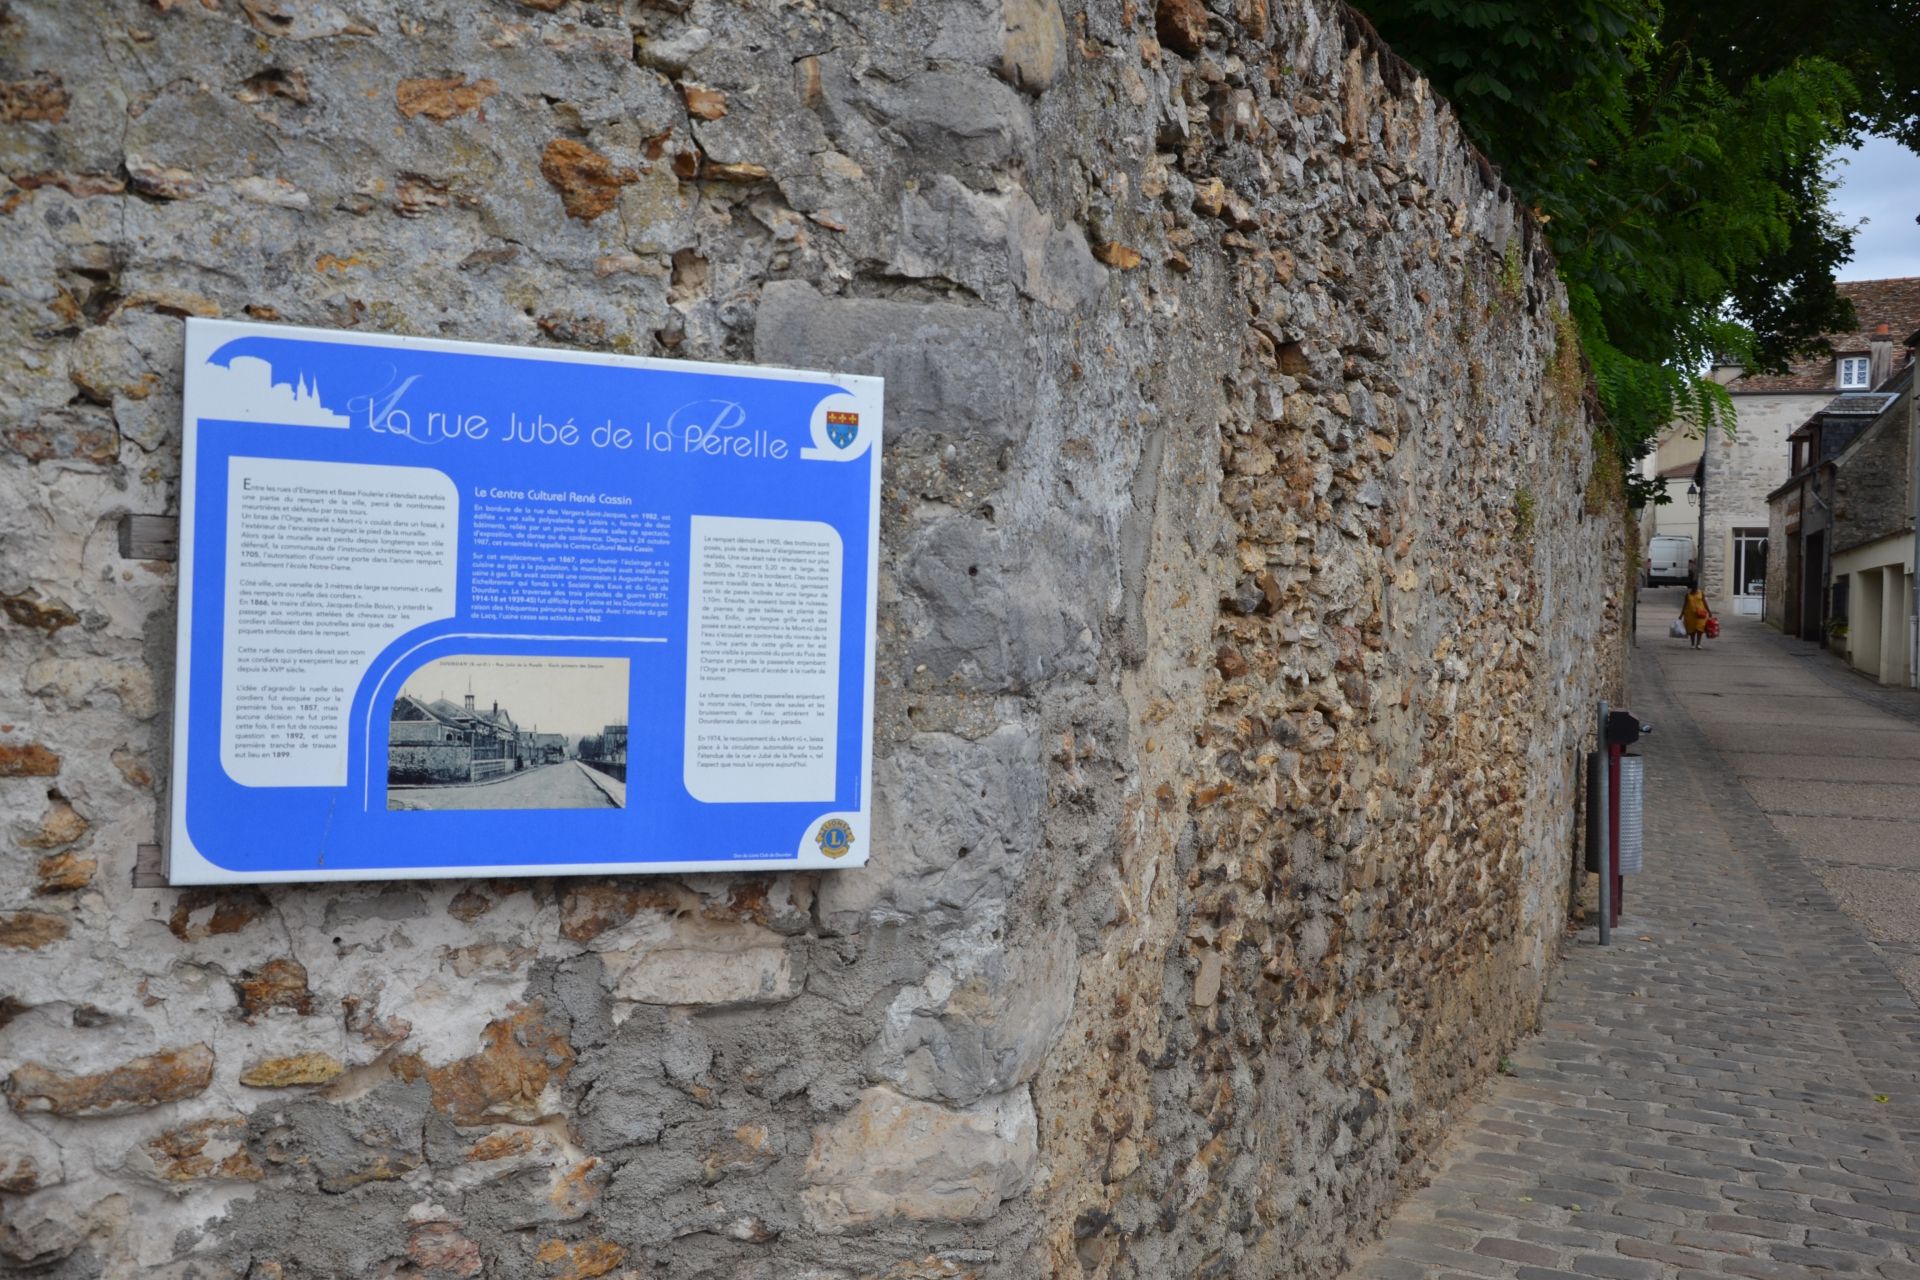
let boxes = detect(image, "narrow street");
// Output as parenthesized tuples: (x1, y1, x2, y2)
(1671, 600, 1920, 1001)
(1346, 593, 1920, 1279)
(387, 759, 621, 811)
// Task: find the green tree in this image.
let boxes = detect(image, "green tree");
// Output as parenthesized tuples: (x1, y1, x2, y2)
(1358, 0, 1874, 490)
(1661, 0, 1920, 147)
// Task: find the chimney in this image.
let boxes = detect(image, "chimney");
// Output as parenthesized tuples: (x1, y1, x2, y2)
(492, 700, 499, 717)
(1871, 321, 1894, 388)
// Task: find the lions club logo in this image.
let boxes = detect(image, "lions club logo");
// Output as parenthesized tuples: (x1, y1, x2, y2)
(825, 409, 859, 450)
(815, 818, 855, 859)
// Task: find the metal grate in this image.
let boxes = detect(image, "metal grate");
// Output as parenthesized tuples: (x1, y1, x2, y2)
(1617, 756, 1645, 875)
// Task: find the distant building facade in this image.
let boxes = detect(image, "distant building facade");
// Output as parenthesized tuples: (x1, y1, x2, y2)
(1765, 361, 1916, 682)
(1699, 278, 1920, 617)
(1764, 393, 1892, 638)
(1830, 369, 1916, 686)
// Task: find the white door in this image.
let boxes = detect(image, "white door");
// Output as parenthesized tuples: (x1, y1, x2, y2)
(1733, 528, 1767, 617)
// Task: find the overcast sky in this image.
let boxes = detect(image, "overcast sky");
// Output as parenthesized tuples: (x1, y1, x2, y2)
(1832, 136, 1920, 282)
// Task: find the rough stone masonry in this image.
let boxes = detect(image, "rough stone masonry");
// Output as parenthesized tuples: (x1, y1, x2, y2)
(0, 1, 1626, 1277)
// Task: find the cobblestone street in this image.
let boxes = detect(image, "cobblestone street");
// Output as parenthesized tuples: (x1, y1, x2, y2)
(1345, 595, 1920, 1279)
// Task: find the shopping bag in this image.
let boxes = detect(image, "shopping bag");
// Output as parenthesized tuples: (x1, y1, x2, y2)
(1705, 616, 1720, 639)
(1670, 618, 1686, 638)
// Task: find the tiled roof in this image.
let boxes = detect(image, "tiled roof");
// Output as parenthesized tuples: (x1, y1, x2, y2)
(1820, 392, 1901, 416)
(1730, 277, 1920, 393)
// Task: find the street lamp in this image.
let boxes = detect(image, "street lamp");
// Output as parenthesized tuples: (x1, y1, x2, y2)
(1685, 481, 1699, 507)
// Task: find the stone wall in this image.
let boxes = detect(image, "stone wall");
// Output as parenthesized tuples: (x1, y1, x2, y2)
(0, 2, 1625, 1278)
(1766, 496, 1794, 631)
(388, 744, 476, 787)
(1833, 393, 1912, 556)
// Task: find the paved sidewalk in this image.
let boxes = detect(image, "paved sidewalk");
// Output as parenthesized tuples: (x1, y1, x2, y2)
(386, 759, 619, 810)
(1658, 597, 1920, 1002)
(1343, 597, 1920, 1279)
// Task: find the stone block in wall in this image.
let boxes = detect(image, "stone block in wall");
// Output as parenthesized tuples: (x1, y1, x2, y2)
(232, 958, 314, 1021)
(126, 1115, 263, 1185)
(431, 1121, 619, 1237)
(819, 725, 1043, 930)
(800, 1086, 1037, 1231)
(0, 910, 68, 949)
(673, 45, 831, 187)
(891, 176, 1105, 311)
(23, 655, 158, 719)
(926, 0, 1070, 96)
(602, 918, 796, 1008)
(899, 514, 1103, 692)
(6, 1044, 214, 1117)
(558, 881, 695, 944)
(398, 1000, 574, 1128)
(0, 1194, 94, 1272)
(166, 888, 271, 943)
(0, 1116, 63, 1194)
(239, 1052, 345, 1088)
(868, 927, 1078, 1105)
(64, 311, 181, 447)
(15, 794, 88, 852)
(0, 743, 60, 778)
(1000, 0, 1070, 93)
(861, 69, 1037, 187)
(753, 282, 1019, 449)
(395, 1219, 486, 1280)
(2, 405, 118, 471)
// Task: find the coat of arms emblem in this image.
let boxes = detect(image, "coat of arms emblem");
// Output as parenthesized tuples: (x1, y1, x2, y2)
(825, 409, 859, 450)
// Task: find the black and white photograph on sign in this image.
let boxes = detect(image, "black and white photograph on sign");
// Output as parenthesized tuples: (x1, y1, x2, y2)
(387, 656, 630, 811)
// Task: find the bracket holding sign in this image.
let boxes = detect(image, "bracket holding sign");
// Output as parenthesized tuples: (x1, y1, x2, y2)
(165, 319, 882, 885)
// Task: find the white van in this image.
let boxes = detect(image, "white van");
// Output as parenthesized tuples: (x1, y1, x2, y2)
(1646, 535, 1694, 586)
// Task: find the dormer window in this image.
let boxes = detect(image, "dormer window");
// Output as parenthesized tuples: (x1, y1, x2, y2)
(1839, 355, 1871, 389)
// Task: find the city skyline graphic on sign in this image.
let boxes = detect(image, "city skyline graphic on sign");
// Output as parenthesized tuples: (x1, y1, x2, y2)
(196, 352, 351, 427)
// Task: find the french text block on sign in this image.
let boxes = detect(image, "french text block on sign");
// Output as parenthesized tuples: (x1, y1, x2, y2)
(221, 457, 458, 788)
(685, 517, 843, 803)
(167, 317, 881, 884)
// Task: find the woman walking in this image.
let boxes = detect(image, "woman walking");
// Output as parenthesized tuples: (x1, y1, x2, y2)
(1681, 583, 1714, 649)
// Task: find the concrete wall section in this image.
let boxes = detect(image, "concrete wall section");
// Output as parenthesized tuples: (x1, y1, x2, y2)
(1886, 569, 1911, 687)
(1836, 536, 1916, 685)
(0, 3, 1625, 1278)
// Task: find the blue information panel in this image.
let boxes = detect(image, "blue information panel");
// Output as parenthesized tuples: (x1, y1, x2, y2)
(166, 319, 882, 884)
